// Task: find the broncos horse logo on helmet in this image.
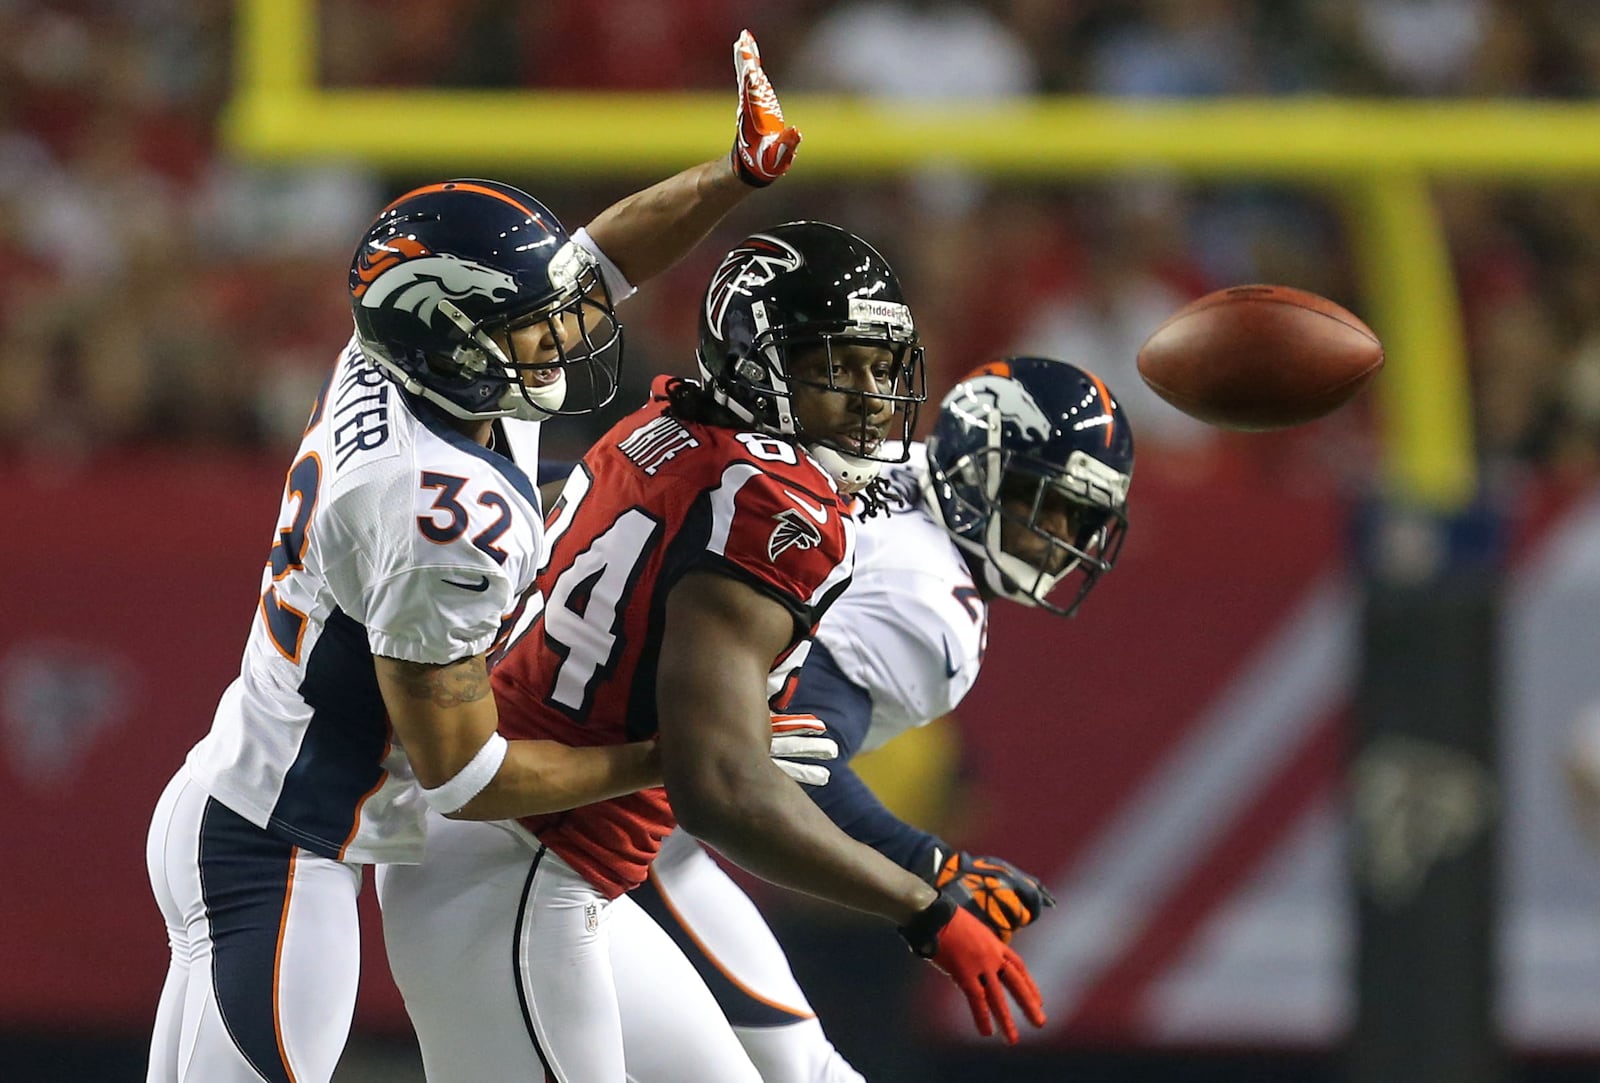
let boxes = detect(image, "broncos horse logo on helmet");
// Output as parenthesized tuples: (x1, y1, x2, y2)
(926, 356, 1134, 617)
(349, 179, 624, 422)
(357, 254, 519, 320)
(696, 221, 926, 492)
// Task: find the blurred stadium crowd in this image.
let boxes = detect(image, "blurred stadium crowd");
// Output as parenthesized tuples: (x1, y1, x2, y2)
(5, 0, 1600, 482)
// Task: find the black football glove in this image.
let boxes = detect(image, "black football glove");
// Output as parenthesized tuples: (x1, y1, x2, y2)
(933, 850, 1056, 944)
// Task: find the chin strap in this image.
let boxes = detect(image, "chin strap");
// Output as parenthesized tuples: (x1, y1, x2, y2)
(806, 443, 882, 494)
(981, 514, 1070, 607)
(507, 369, 567, 418)
(922, 480, 1063, 609)
(435, 298, 571, 421)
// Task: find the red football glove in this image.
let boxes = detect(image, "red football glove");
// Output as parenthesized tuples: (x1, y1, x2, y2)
(898, 896, 1047, 1044)
(935, 851, 1056, 944)
(730, 29, 801, 187)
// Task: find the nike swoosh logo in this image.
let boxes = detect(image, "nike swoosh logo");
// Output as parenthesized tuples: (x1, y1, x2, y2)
(441, 574, 491, 593)
(941, 637, 960, 679)
(782, 489, 829, 525)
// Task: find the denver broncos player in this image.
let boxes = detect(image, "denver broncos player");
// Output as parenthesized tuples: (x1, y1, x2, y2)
(375, 223, 1047, 1082)
(632, 357, 1135, 1082)
(144, 31, 804, 1083)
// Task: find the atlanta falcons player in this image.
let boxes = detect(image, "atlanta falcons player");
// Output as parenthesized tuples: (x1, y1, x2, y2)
(632, 356, 1136, 1082)
(375, 224, 1047, 1082)
(144, 31, 802, 1083)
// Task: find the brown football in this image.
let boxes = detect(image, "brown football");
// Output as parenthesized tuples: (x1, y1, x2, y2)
(1135, 284, 1385, 431)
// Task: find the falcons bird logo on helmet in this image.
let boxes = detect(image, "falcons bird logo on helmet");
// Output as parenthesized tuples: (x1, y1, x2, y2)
(704, 234, 803, 337)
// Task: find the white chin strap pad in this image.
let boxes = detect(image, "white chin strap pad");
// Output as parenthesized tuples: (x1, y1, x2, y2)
(807, 444, 881, 493)
(983, 514, 1067, 607)
(506, 370, 568, 420)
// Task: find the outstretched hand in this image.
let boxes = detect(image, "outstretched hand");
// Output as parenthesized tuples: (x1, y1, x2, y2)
(899, 896, 1047, 1044)
(731, 29, 801, 187)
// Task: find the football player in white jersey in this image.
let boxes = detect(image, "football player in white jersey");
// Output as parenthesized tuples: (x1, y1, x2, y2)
(143, 32, 807, 1083)
(630, 356, 1136, 1082)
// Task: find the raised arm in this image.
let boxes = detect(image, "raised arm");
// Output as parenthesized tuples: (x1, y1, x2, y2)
(583, 30, 800, 287)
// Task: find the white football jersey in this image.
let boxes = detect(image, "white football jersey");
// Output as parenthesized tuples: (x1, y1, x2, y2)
(814, 444, 988, 753)
(185, 338, 544, 864)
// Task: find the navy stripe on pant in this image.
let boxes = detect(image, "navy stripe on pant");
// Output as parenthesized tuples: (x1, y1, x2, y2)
(197, 798, 298, 1083)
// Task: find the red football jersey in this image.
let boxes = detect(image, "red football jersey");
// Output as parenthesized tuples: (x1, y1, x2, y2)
(493, 386, 856, 897)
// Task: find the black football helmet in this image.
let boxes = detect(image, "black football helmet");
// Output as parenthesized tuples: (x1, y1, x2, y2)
(926, 357, 1134, 617)
(349, 179, 622, 421)
(696, 221, 925, 490)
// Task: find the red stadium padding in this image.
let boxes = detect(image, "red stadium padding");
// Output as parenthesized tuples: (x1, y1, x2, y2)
(3, 452, 1598, 1049)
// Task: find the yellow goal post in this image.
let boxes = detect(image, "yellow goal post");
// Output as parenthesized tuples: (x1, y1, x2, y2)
(229, 0, 1600, 512)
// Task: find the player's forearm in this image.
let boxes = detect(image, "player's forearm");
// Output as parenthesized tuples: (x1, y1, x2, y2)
(583, 158, 752, 288)
(671, 763, 938, 925)
(809, 761, 945, 879)
(450, 739, 662, 820)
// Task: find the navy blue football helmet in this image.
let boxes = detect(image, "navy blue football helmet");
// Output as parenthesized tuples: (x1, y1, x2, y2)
(696, 221, 926, 490)
(349, 179, 622, 421)
(925, 357, 1134, 617)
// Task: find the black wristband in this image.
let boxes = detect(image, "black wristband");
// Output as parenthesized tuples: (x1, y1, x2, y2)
(897, 894, 958, 958)
(731, 147, 774, 188)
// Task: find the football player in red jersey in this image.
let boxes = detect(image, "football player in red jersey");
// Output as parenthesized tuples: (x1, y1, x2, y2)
(634, 357, 1135, 1082)
(377, 222, 1048, 1081)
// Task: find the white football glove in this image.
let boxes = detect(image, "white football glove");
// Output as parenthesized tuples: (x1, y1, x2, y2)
(731, 29, 801, 187)
(770, 712, 836, 785)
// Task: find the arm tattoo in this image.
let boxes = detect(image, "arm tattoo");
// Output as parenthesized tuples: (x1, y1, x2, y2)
(390, 657, 492, 709)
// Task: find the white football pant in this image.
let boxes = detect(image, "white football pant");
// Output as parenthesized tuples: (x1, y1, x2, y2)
(145, 766, 362, 1083)
(636, 828, 865, 1083)
(376, 813, 763, 1082)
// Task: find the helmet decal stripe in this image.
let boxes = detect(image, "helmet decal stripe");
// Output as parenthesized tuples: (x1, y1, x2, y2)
(379, 181, 549, 222)
(949, 375, 1053, 445)
(966, 359, 1014, 380)
(351, 236, 430, 298)
(1084, 370, 1117, 447)
(356, 255, 518, 313)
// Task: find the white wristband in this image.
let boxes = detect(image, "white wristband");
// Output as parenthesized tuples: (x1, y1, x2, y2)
(420, 732, 508, 815)
(572, 227, 637, 303)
